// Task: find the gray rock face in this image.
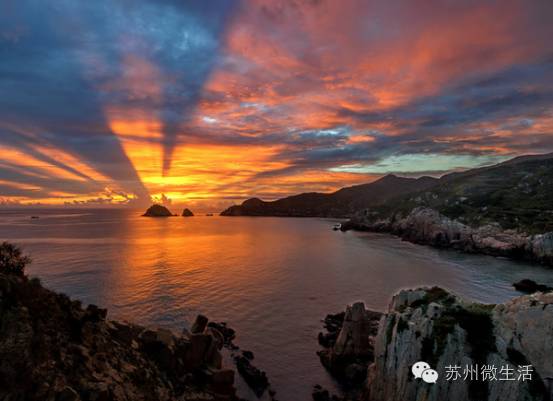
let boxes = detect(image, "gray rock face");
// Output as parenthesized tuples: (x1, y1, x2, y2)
(530, 233, 553, 265)
(347, 207, 553, 266)
(334, 302, 374, 359)
(365, 287, 553, 401)
(317, 302, 382, 384)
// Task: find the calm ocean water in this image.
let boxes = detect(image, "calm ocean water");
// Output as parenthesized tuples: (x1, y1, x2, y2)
(1, 208, 553, 400)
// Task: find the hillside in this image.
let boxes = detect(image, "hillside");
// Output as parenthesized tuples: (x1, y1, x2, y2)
(341, 154, 553, 265)
(362, 153, 553, 234)
(220, 175, 438, 217)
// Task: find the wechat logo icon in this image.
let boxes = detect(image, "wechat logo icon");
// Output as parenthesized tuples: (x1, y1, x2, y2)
(412, 361, 438, 384)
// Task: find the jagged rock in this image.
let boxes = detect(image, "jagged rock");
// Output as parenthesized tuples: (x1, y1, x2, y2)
(184, 334, 214, 369)
(530, 232, 553, 265)
(345, 207, 553, 266)
(84, 304, 107, 322)
(334, 302, 373, 358)
(366, 287, 553, 401)
(317, 303, 381, 385)
(207, 322, 236, 347)
(207, 368, 235, 395)
(182, 208, 194, 217)
(241, 350, 254, 360)
(108, 321, 140, 346)
(142, 204, 174, 217)
(191, 315, 209, 334)
(234, 355, 269, 397)
(513, 279, 553, 294)
(312, 385, 343, 401)
(0, 267, 239, 401)
(206, 327, 224, 350)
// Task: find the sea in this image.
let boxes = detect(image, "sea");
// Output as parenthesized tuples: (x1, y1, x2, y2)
(1, 208, 552, 400)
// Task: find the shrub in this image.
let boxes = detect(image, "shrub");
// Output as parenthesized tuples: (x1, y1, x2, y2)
(0, 242, 31, 276)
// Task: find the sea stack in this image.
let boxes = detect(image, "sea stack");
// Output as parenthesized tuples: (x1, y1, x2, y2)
(182, 208, 194, 217)
(142, 204, 174, 217)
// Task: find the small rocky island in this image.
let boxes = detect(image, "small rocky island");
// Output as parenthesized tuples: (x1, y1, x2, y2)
(142, 204, 174, 217)
(182, 208, 194, 217)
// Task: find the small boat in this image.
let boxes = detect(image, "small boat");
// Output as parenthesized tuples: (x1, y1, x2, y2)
(30, 216, 40, 219)
(332, 223, 341, 231)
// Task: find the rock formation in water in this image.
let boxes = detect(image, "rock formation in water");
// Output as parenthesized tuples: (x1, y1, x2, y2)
(233, 353, 269, 397)
(190, 316, 274, 399)
(317, 303, 381, 384)
(343, 207, 553, 266)
(0, 244, 238, 401)
(182, 208, 194, 217)
(513, 279, 553, 294)
(364, 287, 553, 401)
(142, 204, 174, 217)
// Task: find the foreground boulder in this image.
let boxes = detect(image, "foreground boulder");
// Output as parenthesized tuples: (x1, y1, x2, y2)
(143, 204, 174, 217)
(182, 208, 194, 217)
(365, 287, 553, 401)
(0, 269, 238, 400)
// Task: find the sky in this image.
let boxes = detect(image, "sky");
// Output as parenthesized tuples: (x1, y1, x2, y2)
(1, 0, 553, 211)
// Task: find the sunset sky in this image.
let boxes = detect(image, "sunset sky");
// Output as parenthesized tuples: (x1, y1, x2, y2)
(1, 0, 552, 210)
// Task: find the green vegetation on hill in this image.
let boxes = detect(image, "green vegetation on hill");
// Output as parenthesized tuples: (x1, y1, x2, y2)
(222, 153, 553, 234)
(365, 154, 553, 234)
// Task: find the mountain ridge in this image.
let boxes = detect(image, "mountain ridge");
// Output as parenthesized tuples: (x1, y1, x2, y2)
(220, 175, 438, 217)
(221, 153, 553, 226)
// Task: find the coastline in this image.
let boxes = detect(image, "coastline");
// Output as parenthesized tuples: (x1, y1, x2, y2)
(0, 268, 240, 401)
(341, 207, 553, 267)
(314, 287, 553, 401)
(2, 241, 553, 401)
(2, 218, 548, 400)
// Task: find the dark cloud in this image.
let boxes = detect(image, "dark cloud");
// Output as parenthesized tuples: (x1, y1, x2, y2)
(1, 0, 553, 206)
(0, 0, 240, 198)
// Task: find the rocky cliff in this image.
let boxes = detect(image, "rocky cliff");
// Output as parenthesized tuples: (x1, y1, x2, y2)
(365, 287, 553, 401)
(343, 207, 553, 266)
(0, 269, 238, 401)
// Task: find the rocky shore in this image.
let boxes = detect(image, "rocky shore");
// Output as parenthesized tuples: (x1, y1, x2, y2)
(342, 207, 553, 266)
(0, 243, 239, 401)
(316, 287, 553, 401)
(367, 287, 553, 401)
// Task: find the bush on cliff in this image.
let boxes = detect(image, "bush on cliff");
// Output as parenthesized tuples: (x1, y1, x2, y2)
(0, 242, 31, 276)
